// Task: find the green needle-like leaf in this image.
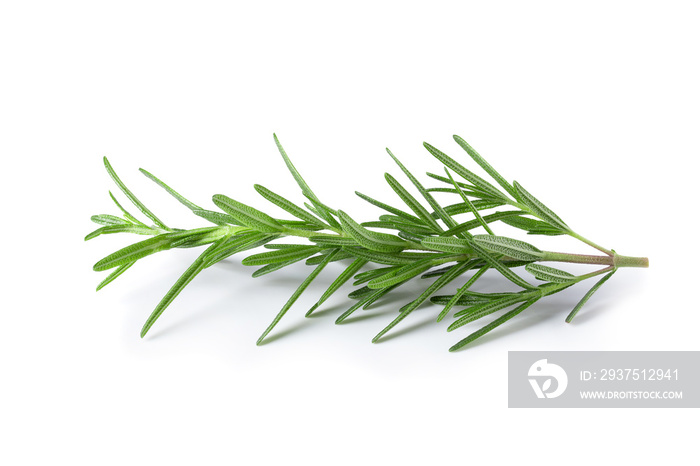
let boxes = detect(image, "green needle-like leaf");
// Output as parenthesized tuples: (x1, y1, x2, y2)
(303, 195, 341, 229)
(449, 298, 538, 351)
(274, 134, 317, 202)
(257, 249, 340, 345)
(203, 232, 276, 267)
(305, 249, 354, 265)
(192, 209, 242, 226)
(109, 191, 145, 226)
(251, 261, 298, 278)
(309, 235, 359, 248)
(212, 194, 283, 233)
(397, 231, 426, 244)
(141, 238, 225, 338)
(525, 263, 576, 283)
(500, 215, 567, 236)
(348, 285, 373, 300)
(448, 294, 529, 332)
(386, 149, 457, 230)
(420, 236, 473, 254)
(93, 233, 178, 271)
(425, 173, 503, 200)
(472, 235, 544, 261)
(440, 200, 508, 216)
(85, 224, 157, 241)
(367, 258, 433, 289)
(336, 286, 397, 324)
(139, 167, 203, 212)
(335, 299, 372, 324)
(96, 262, 135, 291)
(360, 221, 434, 236)
(306, 258, 368, 316)
(470, 242, 538, 290)
(140, 239, 226, 337)
(452, 135, 518, 199)
(452, 298, 517, 319)
(513, 181, 570, 232)
(255, 184, 328, 228)
(277, 220, 323, 231)
(363, 285, 399, 309)
(420, 264, 458, 279)
(372, 260, 473, 343)
(353, 265, 401, 285)
(431, 294, 491, 306)
(242, 245, 321, 266)
(371, 218, 435, 236)
(355, 191, 423, 224)
(343, 248, 438, 266)
(444, 168, 490, 236)
(265, 243, 318, 249)
(103, 157, 168, 229)
(442, 211, 525, 237)
(169, 226, 228, 248)
(566, 269, 617, 323)
(384, 173, 442, 232)
(90, 214, 130, 226)
(437, 264, 489, 322)
(274, 135, 340, 229)
(423, 142, 507, 201)
(338, 210, 408, 253)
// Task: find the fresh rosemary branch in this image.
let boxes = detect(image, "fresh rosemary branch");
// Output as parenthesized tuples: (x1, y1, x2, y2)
(86, 134, 648, 351)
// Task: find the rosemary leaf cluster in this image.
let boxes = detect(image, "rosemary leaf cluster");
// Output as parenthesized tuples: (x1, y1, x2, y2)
(86, 134, 648, 351)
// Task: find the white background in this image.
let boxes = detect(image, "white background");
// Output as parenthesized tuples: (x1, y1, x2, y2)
(1, 1, 698, 464)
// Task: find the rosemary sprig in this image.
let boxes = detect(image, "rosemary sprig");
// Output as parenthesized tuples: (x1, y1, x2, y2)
(86, 134, 649, 352)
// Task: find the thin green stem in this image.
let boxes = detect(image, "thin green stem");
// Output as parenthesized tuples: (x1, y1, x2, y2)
(542, 251, 648, 268)
(539, 265, 614, 297)
(171, 224, 649, 270)
(567, 231, 614, 256)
